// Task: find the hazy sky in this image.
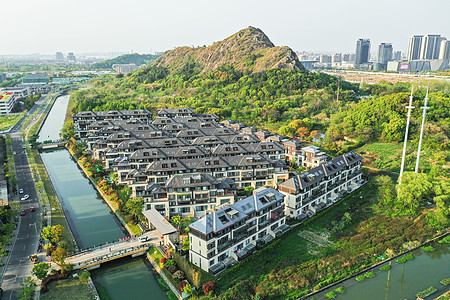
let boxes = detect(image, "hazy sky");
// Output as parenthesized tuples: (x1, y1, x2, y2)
(2, 0, 449, 55)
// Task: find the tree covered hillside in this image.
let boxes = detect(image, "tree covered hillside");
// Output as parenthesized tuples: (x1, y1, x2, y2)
(73, 65, 357, 129)
(91, 53, 160, 69)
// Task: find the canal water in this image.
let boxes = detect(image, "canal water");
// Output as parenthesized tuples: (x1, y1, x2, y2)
(309, 240, 450, 300)
(39, 94, 167, 299)
(40, 150, 126, 249)
(91, 256, 167, 300)
(38, 95, 70, 142)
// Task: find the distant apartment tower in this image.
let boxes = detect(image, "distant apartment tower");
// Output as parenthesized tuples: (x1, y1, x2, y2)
(319, 55, 332, 63)
(56, 52, 64, 61)
(377, 43, 393, 69)
(112, 64, 140, 75)
(420, 35, 443, 59)
(67, 52, 76, 61)
(440, 40, 450, 60)
(393, 51, 402, 60)
(332, 53, 342, 63)
(408, 35, 423, 60)
(355, 39, 370, 67)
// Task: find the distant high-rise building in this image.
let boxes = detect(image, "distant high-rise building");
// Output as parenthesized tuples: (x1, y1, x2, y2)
(393, 51, 402, 60)
(420, 35, 443, 59)
(439, 40, 450, 60)
(55, 52, 64, 61)
(355, 39, 370, 67)
(332, 53, 342, 63)
(319, 54, 332, 63)
(407, 35, 423, 60)
(378, 43, 393, 69)
(67, 52, 76, 61)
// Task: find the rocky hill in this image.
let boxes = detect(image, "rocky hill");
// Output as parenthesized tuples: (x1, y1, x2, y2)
(153, 26, 303, 74)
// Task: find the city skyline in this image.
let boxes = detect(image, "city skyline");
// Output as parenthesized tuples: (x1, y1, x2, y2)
(2, 0, 449, 55)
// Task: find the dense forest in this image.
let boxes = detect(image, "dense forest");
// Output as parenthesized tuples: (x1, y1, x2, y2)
(91, 53, 160, 70)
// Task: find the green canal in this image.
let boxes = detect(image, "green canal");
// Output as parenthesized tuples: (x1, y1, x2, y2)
(40, 94, 167, 299)
(309, 240, 450, 300)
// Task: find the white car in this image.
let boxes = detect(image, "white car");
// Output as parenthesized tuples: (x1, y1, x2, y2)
(139, 236, 150, 243)
(21, 194, 29, 201)
(19, 189, 24, 194)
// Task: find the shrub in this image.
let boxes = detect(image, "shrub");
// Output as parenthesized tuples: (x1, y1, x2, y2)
(365, 272, 375, 278)
(421, 246, 436, 252)
(405, 253, 415, 260)
(166, 291, 178, 300)
(335, 286, 345, 294)
(396, 257, 407, 263)
(439, 236, 450, 244)
(168, 265, 177, 274)
(164, 259, 176, 268)
(325, 291, 337, 299)
(380, 265, 391, 271)
(173, 252, 214, 288)
(173, 270, 185, 281)
(160, 257, 167, 265)
(440, 278, 450, 286)
(165, 250, 174, 259)
(202, 281, 216, 296)
(178, 280, 188, 292)
(356, 275, 366, 282)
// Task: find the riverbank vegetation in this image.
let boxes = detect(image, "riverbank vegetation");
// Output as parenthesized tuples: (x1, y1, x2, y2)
(40, 276, 93, 300)
(66, 138, 143, 235)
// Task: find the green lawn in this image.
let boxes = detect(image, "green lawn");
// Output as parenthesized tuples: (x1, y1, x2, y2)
(356, 142, 449, 177)
(0, 113, 24, 131)
(40, 277, 94, 300)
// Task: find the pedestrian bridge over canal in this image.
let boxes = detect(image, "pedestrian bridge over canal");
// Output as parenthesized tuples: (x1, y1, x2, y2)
(67, 234, 160, 270)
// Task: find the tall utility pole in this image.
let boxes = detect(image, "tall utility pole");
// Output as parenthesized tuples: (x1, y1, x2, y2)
(399, 86, 415, 186)
(336, 77, 341, 102)
(415, 86, 430, 173)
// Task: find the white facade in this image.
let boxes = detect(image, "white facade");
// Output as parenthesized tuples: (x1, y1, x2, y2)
(0, 92, 16, 115)
(189, 187, 286, 273)
(279, 152, 362, 219)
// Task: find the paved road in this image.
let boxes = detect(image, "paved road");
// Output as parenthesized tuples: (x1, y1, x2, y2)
(0, 94, 51, 300)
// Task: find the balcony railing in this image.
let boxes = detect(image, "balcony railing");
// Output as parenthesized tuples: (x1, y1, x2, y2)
(217, 241, 230, 252)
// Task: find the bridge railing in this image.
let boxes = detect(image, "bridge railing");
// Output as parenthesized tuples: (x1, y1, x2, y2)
(71, 237, 137, 257)
(71, 243, 150, 269)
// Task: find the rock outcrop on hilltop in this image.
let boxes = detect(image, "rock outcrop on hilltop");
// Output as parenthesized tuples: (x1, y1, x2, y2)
(153, 26, 304, 74)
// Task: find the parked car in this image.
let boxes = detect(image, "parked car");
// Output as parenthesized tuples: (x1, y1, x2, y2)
(20, 210, 26, 216)
(139, 236, 150, 243)
(19, 189, 24, 194)
(21, 194, 30, 201)
(30, 207, 35, 212)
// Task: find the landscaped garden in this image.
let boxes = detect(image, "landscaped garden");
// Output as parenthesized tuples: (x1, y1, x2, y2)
(0, 113, 24, 131)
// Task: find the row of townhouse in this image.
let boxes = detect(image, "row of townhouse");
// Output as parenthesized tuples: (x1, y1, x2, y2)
(188, 151, 364, 274)
(120, 154, 287, 200)
(278, 152, 363, 218)
(140, 173, 237, 217)
(188, 187, 287, 274)
(220, 119, 329, 168)
(73, 109, 153, 137)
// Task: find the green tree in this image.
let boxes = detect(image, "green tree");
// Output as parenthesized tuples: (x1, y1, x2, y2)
(397, 172, 433, 215)
(18, 276, 36, 300)
(124, 198, 144, 220)
(31, 262, 51, 280)
(41, 225, 64, 247)
(79, 271, 91, 283)
(51, 246, 68, 274)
